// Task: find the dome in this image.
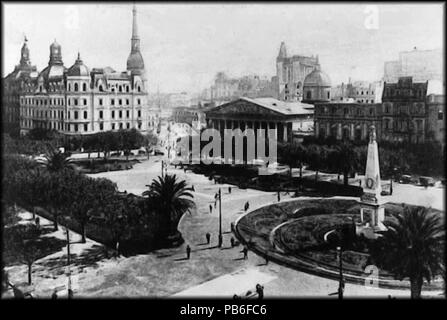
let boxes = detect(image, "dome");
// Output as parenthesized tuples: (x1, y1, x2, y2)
(303, 66, 331, 87)
(127, 51, 145, 73)
(39, 64, 65, 81)
(50, 40, 61, 50)
(67, 52, 89, 77)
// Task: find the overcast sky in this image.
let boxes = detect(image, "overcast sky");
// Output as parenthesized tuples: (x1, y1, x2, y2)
(2, 2, 444, 94)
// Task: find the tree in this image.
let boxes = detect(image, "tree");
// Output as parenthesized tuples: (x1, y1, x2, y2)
(305, 144, 327, 182)
(143, 174, 194, 239)
(5, 224, 42, 285)
(333, 142, 359, 186)
(371, 206, 444, 298)
(43, 148, 72, 172)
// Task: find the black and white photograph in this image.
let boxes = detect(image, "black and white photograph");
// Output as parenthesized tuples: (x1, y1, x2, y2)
(1, 1, 445, 302)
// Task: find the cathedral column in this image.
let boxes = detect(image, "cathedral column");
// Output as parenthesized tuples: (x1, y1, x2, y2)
(337, 123, 342, 140)
(283, 122, 288, 142)
(315, 121, 319, 138)
(350, 123, 355, 140)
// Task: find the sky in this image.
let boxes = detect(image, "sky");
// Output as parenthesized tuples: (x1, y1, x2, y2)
(2, 2, 444, 94)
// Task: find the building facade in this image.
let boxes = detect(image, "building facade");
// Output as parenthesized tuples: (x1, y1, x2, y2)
(276, 41, 320, 102)
(314, 76, 445, 145)
(3, 5, 158, 136)
(331, 80, 384, 104)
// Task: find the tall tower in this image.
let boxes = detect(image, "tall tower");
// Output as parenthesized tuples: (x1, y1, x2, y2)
(127, 3, 145, 74)
(276, 41, 287, 99)
(49, 39, 63, 66)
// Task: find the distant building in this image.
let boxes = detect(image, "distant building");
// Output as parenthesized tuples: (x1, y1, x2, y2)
(331, 80, 384, 104)
(2, 5, 158, 136)
(384, 47, 443, 83)
(275, 41, 320, 102)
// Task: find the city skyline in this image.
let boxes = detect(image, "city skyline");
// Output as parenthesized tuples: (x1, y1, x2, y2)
(2, 3, 444, 94)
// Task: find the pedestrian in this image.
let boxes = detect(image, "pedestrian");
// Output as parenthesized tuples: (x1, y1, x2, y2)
(209, 204, 213, 214)
(230, 237, 235, 248)
(191, 185, 195, 192)
(214, 200, 217, 209)
(242, 246, 248, 259)
(206, 232, 211, 244)
(51, 289, 58, 299)
(359, 180, 362, 187)
(277, 191, 281, 202)
(228, 186, 232, 194)
(256, 284, 264, 299)
(115, 241, 120, 257)
(186, 245, 191, 259)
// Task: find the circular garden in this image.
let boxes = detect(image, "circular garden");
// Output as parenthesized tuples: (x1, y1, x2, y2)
(234, 198, 444, 290)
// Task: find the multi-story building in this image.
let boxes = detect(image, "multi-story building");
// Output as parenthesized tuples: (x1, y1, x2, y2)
(384, 47, 443, 83)
(314, 76, 445, 145)
(3, 5, 159, 136)
(331, 80, 383, 104)
(276, 41, 320, 102)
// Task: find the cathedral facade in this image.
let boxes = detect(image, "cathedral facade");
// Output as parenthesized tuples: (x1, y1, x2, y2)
(275, 42, 320, 102)
(2, 5, 159, 136)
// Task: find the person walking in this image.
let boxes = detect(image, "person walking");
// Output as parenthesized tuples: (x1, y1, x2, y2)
(230, 237, 235, 248)
(242, 246, 248, 259)
(191, 185, 195, 192)
(228, 186, 232, 194)
(256, 284, 264, 299)
(206, 233, 211, 244)
(186, 245, 191, 259)
(51, 289, 58, 299)
(209, 204, 213, 214)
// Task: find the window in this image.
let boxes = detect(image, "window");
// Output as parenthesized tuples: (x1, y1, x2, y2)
(137, 86, 141, 92)
(126, 123, 130, 129)
(327, 92, 330, 99)
(112, 110, 115, 119)
(82, 83, 87, 91)
(74, 83, 79, 91)
(99, 110, 103, 119)
(137, 99, 141, 105)
(138, 123, 142, 129)
(126, 86, 129, 93)
(138, 110, 141, 118)
(99, 85, 103, 92)
(83, 99, 87, 105)
(126, 110, 130, 118)
(369, 108, 373, 115)
(119, 123, 123, 129)
(111, 123, 115, 130)
(306, 91, 311, 100)
(74, 124, 78, 132)
(99, 123, 104, 130)
(439, 110, 444, 120)
(119, 99, 122, 105)
(119, 86, 122, 93)
(74, 99, 78, 106)
(126, 99, 129, 105)
(119, 110, 123, 118)
(99, 98, 103, 106)
(74, 111, 78, 119)
(111, 99, 115, 106)
(68, 83, 71, 91)
(84, 124, 88, 131)
(84, 111, 87, 119)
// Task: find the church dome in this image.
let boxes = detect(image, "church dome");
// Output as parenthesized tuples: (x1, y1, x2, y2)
(67, 52, 89, 77)
(303, 66, 331, 87)
(127, 51, 144, 73)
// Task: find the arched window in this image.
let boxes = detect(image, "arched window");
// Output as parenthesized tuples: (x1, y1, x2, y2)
(82, 83, 87, 91)
(119, 85, 122, 92)
(306, 91, 311, 100)
(126, 86, 129, 93)
(99, 85, 103, 92)
(137, 86, 141, 92)
(74, 83, 79, 91)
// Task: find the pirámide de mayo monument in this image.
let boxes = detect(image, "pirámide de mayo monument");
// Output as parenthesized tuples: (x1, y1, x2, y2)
(356, 125, 387, 239)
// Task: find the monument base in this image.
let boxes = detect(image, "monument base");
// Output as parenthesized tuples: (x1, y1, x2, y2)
(356, 202, 386, 240)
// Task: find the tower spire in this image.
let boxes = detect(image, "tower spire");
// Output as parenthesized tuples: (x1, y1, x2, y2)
(127, 3, 144, 72)
(132, 2, 139, 40)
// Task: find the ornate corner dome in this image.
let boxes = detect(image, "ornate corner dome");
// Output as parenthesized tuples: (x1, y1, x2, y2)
(303, 65, 331, 87)
(126, 4, 145, 74)
(67, 52, 89, 77)
(49, 39, 63, 65)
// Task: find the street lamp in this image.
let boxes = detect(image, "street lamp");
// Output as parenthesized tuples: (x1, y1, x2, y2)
(336, 246, 344, 299)
(218, 188, 222, 247)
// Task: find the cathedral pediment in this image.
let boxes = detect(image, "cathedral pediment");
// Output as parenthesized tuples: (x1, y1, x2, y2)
(207, 99, 285, 117)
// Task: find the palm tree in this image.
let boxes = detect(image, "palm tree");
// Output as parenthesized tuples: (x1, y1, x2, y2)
(43, 148, 72, 172)
(371, 206, 444, 298)
(143, 174, 194, 240)
(334, 142, 359, 186)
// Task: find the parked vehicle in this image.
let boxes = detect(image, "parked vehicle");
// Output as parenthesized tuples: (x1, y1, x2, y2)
(419, 176, 435, 187)
(398, 175, 415, 184)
